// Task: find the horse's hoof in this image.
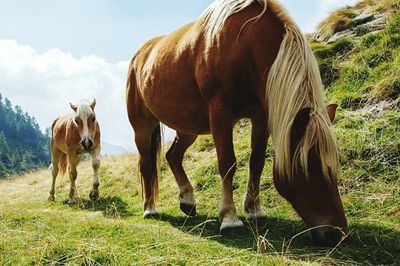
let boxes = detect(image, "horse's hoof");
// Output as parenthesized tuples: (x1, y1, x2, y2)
(220, 217, 245, 237)
(48, 195, 55, 201)
(246, 209, 267, 222)
(143, 208, 159, 219)
(220, 224, 246, 237)
(89, 191, 99, 201)
(67, 199, 76, 205)
(180, 203, 196, 216)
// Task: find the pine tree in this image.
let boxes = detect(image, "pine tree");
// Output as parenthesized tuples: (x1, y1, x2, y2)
(0, 95, 50, 179)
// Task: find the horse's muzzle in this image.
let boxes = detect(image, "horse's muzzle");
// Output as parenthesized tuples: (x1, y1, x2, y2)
(80, 137, 93, 151)
(310, 226, 349, 247)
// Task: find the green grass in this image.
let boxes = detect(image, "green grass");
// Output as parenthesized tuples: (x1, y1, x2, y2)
(1, 116, 399, 265)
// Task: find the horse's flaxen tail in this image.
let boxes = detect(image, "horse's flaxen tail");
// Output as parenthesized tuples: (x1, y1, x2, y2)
(58, 153, 68, 176)
(146, 123, 162, 202)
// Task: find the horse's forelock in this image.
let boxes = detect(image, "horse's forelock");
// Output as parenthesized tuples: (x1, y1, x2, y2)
(76, 102, 94, 119)
(71, 101, 94, 127)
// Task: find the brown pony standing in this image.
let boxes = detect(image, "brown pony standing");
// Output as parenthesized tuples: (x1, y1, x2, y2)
(126, 0, 347, 246)
(49, 100, 101, 204)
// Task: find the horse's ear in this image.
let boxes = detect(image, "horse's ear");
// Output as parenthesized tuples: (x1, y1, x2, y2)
(90, 99, 96, 110)
(70, 103, 78, 112)
(291, 107, 311, 147)
(326, 104, 338, 124)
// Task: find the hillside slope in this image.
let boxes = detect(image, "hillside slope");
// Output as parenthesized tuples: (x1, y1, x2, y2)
(1, 0, 399, 265)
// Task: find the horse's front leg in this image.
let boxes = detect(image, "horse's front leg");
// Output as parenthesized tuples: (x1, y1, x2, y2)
(90, 148, 101, 201)
(209, 100, 243, 235)
(243, 115, 268, 220)
(67, 153, 78, 204)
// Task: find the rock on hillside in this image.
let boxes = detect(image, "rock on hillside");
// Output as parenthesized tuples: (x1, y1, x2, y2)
(311, 0, 399, 43)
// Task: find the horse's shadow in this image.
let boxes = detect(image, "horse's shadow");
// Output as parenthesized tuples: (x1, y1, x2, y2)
(66, 196, 132, 218)
(157, 213, 400, 265)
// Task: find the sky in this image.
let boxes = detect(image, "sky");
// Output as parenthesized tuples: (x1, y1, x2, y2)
(0, 0, 358, 150)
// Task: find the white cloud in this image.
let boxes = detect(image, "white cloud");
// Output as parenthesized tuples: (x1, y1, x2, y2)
(0, 39, 135, 150)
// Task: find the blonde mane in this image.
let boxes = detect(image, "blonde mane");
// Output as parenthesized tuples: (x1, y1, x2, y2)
(200, 0, 294, 45)
(201, 0, 339, 183)
(201, 0, 263, 43)
(265, 18, 339, 183)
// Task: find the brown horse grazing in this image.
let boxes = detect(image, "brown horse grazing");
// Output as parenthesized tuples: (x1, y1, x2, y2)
(126, 0, 348, 247)
(49, 100, 101, 204)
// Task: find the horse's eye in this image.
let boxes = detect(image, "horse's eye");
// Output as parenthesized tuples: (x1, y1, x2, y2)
(75, 117, 81, 124)
(92, 116, 96, 122)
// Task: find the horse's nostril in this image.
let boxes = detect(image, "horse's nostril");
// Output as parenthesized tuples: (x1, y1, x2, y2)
(80, 138, 93, 150)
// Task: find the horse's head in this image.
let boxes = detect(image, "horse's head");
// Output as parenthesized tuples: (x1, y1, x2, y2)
(70, 99, 97, 152)
(273, 104, 348, 247)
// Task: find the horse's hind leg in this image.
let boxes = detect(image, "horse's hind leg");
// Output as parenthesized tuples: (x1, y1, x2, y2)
(48, 147, 61, 201)
(134, 122, 161, 218)
(166, 132, 197, 216)
(127, 62, 162, 218)
(243, 115, 268, 220)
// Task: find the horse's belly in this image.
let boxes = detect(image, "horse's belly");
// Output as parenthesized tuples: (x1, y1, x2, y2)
(157, 107, 210, 135)
(143, 83, 210, 135)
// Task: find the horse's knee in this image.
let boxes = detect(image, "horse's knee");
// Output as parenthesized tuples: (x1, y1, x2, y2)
(92, 161, 100, 170)
(51, 164, 59, 175)
(218, 159, 237, 179)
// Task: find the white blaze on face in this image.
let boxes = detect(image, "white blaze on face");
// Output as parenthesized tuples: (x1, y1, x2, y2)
(76, 102, 94, 142)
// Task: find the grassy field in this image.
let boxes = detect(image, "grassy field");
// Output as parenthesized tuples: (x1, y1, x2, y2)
(0, 117, 399, 265)
(1, 0, 400, 265)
